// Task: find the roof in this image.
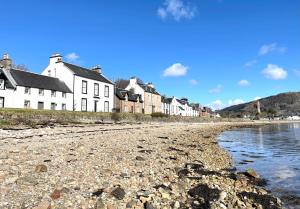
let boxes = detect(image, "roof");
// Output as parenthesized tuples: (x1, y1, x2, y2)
(115, 88, 143, 102)
(63, 62, 113, 85)
(161, 96, 172, 103)
(115, 79, 130, 89)
(9, 69, 72, 93)
(138, 83, 160, 95)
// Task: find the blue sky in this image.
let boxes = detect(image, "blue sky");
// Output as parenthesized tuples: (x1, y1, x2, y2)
(1, 0, 299, 109)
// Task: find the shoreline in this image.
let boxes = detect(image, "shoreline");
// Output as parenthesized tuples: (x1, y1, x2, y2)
(0, 122, 284, 208)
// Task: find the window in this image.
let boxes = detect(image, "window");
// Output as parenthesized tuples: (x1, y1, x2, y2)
(51, 90, 56, 97)
(38, 102, 44, 110)
(51, 102, 57, 110)
(62, 92, 66, 98)
(124, 105, 128, 112)
(24, 87, 31, 94)
(24, 100, 30, 108)
(94, 83, 99, 96)
(39, 89, 44, 96)
(62, 103, 66, 110)
(0, 97, 4, 108)
(82, 80, 87, 94)
(104, 85, 109, 97)
(81, 98, 87, 112)
(0, 79, 5, 90)
(104, 101, 109, 112)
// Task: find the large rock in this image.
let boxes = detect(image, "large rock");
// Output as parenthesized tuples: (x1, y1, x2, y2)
(111, 187, 125, 200)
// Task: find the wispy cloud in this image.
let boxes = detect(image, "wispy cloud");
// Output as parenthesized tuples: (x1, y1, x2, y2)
(189, 79, 198, 85)
(244, 59, 257, 68)
(157, 0, 197, 21)
(208, 84, 222, 94)
(294, 69, 300, 77)
(163, 63, 188, 77)
(208, 98, 245, 110)
(259, 43, 287, 56)
(254, 97, 261, 101)
(228, 99, 245, 106)
(238, 79, 250, 86)
(262, 64, 288, 80)
(65, 52, 79, 62)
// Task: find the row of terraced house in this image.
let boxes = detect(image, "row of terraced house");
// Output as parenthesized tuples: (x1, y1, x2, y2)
(0, 53, 212, 117)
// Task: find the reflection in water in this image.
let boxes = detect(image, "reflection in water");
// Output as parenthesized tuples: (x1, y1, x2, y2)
(218, 123, 300, 208)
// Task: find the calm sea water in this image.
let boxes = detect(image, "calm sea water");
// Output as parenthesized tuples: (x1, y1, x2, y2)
(218, 123, 300, 208)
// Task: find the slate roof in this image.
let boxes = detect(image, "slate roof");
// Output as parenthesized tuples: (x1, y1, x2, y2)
(115, 88, 143, 102)
(161, 96, 172, 104)
(9, 69, 72, 93)
(138, 83, 160, 95)
(0, 69, 14, 89)
(63, 62, 113, 85)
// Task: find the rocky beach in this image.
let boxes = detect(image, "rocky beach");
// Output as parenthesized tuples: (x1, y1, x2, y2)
(0, 122, 283, 209)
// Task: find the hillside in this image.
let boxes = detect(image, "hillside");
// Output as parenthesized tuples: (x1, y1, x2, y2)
(219, 92, 300, 117)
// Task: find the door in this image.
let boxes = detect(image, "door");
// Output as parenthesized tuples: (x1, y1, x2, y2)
(94, 101, 98, 112)
(38, 102, 44, 110)
(0, 97, 4, 108)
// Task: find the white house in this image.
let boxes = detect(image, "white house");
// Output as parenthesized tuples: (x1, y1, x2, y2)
(161, 96, 171, 115)
(41, 54, 114, 112)
(0, 67, 73, 110)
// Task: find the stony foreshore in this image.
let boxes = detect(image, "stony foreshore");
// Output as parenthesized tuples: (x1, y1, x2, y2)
(0, 122, 283, 209)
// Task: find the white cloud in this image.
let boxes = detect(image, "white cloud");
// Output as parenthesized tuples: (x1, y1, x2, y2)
(210, 100, 223, 110)
(208, 84, 222, 94)
(189, 79, 198, 85)
(254, 97, 261, 101)
(157, 0, 196, 21)
(238, 79, 250, 86)
(262, 64, 288, 80)
(228, 99, 245, 106)
(208, 98, 246, 110)
(259, 43, 287, 56)
(294, 69, 300, 77)
(244, 59, 257, 68)
(163, 63, 188, 77)
(65, 52, 79, 62)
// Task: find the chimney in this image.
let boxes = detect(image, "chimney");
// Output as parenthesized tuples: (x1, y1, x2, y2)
(91, 65, 102, 74)
(147, 82, 155, 89)
(50, 53, 62, 65)
(0, 53, 12, 68)
(130, 77, 137, 85)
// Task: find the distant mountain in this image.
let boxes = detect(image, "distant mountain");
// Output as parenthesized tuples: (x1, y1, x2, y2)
(219, 92, 300, 117)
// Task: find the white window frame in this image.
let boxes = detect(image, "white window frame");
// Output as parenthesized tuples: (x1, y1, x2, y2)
(82, 80, 87, 94)
(24, 87, 31, 94)
(104, 85, 109, 97)
(81, 98, 87, 112)
(62, 103, 66, 110)
(62, 92, 66, 98)
(24, 100, 30, 108)
(39, 89, 44, 96)
(104, 101, 109, 112)
(51, 90, 56, 97)
(50, 102, 57, 110)
(0, 97, 4, 108)
(0, 79, 5, 90)
(94, 83, 99, 96)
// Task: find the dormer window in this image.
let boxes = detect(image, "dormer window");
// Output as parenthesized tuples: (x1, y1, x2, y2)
(0, 79, 4, 90)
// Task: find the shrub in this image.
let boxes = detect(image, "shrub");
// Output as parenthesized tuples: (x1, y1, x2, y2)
(151, 112, 169, 118)
(111, 112, 121, 122)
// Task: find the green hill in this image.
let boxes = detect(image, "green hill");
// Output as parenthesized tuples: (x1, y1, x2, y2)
(219, 92, 300, 118)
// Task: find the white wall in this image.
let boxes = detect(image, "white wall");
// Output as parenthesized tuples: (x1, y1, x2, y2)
(73, 76, 114, 112)
(42, 56, 114, 112)
(0, 86, 72, 110)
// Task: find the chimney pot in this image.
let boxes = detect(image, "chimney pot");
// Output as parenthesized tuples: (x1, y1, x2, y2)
(91, 65, 101, 74)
